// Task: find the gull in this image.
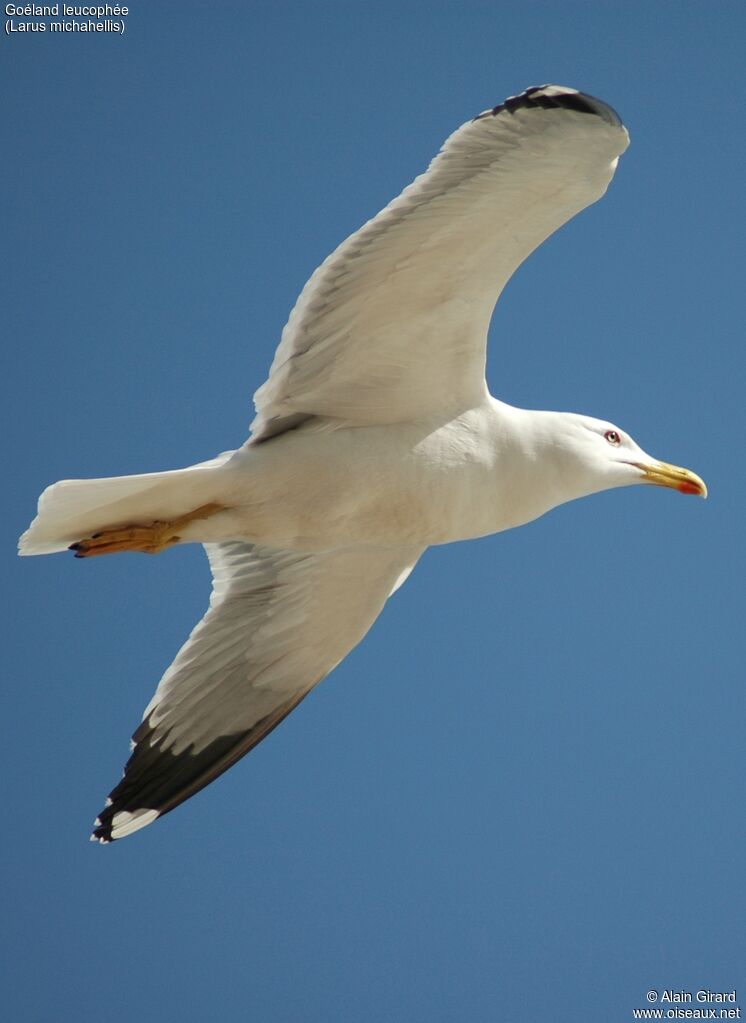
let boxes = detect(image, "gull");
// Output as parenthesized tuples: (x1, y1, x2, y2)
(19, 85, 707, 843)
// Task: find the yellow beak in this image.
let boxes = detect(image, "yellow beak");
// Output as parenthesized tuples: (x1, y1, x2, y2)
(632, 461, 708, 498)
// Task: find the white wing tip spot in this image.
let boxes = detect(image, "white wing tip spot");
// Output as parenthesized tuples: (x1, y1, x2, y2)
(90, 808, 160, 843)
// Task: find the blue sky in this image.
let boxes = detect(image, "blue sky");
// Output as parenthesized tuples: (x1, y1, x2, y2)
(4, 3, 744, 1021)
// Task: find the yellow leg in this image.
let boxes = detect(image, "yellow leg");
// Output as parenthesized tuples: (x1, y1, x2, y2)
(69, 503, 225, 558)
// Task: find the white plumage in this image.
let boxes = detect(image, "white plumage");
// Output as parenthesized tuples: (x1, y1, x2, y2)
(19, 86, 706, 842)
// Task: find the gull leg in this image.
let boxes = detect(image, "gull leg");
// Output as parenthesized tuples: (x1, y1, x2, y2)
(69, 503, 225, 558)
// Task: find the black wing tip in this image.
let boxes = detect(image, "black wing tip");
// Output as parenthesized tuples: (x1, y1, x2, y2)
(88, 706, 297, 843)
(89, 692, 311, 844)
(474, 85, 623, 128)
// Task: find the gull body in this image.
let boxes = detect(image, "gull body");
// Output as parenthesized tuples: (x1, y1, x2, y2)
(19, 85, 706, 842)
(176, 403, 664, 551)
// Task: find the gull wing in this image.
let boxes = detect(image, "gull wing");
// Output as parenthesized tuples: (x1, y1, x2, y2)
(92, 540, 423, 842)
(250, 85, 629, 442)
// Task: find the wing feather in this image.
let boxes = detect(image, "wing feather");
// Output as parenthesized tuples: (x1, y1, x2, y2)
(250, 85, 629, 441)
(92, 541, 423, 841)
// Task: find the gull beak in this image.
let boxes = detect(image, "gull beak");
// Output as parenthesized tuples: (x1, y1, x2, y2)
(631, 461, 708, 498)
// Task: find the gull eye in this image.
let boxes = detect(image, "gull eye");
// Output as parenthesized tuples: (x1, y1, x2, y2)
(604, 430, 621, 446)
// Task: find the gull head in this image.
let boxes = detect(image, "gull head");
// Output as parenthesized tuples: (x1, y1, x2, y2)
(530, 411, 707, 507)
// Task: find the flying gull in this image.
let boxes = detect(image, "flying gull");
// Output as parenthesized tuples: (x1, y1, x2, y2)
(19, 85, 707, 842)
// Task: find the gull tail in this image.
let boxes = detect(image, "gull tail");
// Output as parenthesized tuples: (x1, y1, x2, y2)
(19, 451, 236, 557)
